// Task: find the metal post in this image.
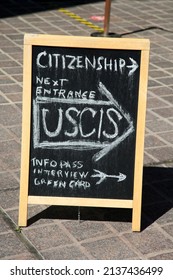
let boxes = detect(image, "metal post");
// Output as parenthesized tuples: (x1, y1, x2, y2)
(91, 0, 120, 37)
(104, 0, 111, 36)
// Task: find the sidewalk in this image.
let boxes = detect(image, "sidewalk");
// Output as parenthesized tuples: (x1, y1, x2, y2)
(0, 0, 173, 260)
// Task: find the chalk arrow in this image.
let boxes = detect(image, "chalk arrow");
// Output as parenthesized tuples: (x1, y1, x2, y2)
(91, 169, 126, 185)
(93, 82, 134, 162)
(35, 82, 134, 163)
(127, 57, 139, 76)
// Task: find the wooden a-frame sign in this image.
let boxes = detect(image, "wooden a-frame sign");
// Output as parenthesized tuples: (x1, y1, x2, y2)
(18, 34, 150, 231)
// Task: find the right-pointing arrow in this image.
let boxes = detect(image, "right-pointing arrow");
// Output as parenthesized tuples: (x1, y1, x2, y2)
(127, 57, 139, 76)
(91, 169, 126, 185)
(92, 82, 134, 162)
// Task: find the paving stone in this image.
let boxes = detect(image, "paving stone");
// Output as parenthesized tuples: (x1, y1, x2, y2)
(144, 135, 166, 148)
(147, 119, 173, 133)
(0, 104, 21, 126)
(149, 69, 171, 78)
(42, 245, 88, 260)
(152, 107, 173, 119)
(145, 110, 158, 122)
(150, 86, 173, 96)
(0, 232, 30, 259)
(0, 60, 21, 68)
(0, 92, 10, 104)
(0, 189, 19, 210)
(0, 214, 11, 233)
(2, 252, 37, 260)
(0, 47, 22, 54)
(158, 77, 173, 85)
(155, 61, 173, 69)
(3, 67, 23, 75)
(0, 53, 9, 60)
(82, 236, 138, 259)
(8, 53, 23, 63)
(0, 37, 15, 47)
(158, 131, 173, 144)
(162, 224, 173, 238)
(0, 171, 19, 191)
(7, 125, 21, 139)
(0, 126, 13, 140)
(5, 93, 22, 103)
(147, 97, 169, 108)
(148, 79, 162, 87)
(123, 226, 173, 255)
(146, 147, 173, 162)
(11, 75, 23, 83)
(62, 220, 111, 242)
(0, 152, 21, 170)
(0, 0, 173, 261)
(6, 34, 24, 41)
(0, 84, 22, 94)
(15, 103, 22, 111)
(144, 152, 157, 165)
(149, 251, 173, 260)
(108, 221, 132, 233)
(23, 224, 74, 251)
(0, 76, 14, 85)
(0, 140, 20, 154)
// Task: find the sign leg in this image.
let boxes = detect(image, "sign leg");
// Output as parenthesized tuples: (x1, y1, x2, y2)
(132, 203, 142, 231)
(18, 195, 28, 227)
(132, 176, 143, 231)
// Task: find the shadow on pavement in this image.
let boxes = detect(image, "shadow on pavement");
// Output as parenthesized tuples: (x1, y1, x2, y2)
(141, 166, 173, 230)
(27, 166, 173, 231)
(0, 0, 104, 18)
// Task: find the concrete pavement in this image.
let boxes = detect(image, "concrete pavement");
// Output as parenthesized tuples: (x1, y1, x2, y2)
(0, 0, 173, 260)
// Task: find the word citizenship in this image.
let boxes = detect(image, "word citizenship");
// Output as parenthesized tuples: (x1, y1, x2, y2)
(36, 51, 138, 76)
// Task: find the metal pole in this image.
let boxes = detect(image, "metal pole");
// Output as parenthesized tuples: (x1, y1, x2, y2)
(91, 0, 120, 37)
(104, 0, 111, 36)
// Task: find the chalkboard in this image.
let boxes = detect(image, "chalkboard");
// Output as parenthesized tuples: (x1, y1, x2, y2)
(19, 34, 150, 231)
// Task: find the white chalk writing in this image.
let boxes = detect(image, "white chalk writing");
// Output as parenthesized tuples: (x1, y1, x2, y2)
(33, 82, 134, 163)
(31, 158, 90, 190)
(36, 51, 138, 76)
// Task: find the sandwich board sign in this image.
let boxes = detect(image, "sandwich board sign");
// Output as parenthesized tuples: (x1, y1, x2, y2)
(18, 34, 150, 231)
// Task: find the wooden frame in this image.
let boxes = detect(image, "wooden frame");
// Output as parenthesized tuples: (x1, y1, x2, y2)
(18, 34, 150, 231)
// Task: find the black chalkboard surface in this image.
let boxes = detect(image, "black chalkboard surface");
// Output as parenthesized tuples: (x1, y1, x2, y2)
(19, 34, 150, 231)
(30, 46, 140, 200)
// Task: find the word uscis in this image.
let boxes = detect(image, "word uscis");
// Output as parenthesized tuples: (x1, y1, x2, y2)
(33, 101, 126, 148)
(36, 51, 138, 76)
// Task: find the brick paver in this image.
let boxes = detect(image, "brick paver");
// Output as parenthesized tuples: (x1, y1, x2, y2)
(0, 0, 173, 260)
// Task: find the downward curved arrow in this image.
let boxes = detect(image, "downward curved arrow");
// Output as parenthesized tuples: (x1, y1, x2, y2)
(91, 169, 126, 185)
